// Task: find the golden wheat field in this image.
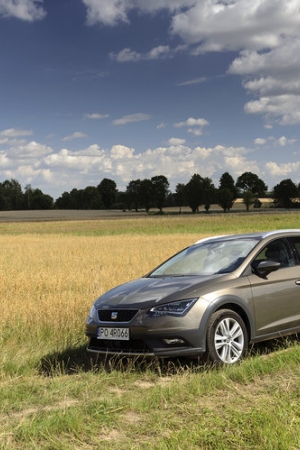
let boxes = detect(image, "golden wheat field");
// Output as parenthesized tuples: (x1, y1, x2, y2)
(0, 231, 197, 375)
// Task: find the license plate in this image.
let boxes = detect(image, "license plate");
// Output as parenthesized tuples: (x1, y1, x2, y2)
(97, 327, 130, 341)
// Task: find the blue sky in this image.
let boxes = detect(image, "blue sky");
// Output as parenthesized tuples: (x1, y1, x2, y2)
(1, 0, 300, 200)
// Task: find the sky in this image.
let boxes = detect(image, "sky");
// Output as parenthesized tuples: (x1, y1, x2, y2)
(1, 0, 300, 200)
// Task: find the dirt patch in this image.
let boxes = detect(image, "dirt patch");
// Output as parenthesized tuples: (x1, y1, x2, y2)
(0, 399, 78, 424)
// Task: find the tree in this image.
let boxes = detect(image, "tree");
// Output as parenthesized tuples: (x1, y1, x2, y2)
(126, 179, 141, 211)
(273, 179, 299, 208)
(0, 183, 9, 210)
(243, 190, 255, 212)
(70, 189, 84, 208)
(236, 172, 267, 197)
(55, 191, 74, 209)
(185, 174, 204, 213)
(31, 189, 54, 209)
(1, 179, 23, 210)
(219, 172, 237, 200)
(202, 177, 216, 213)
(24, 184, 33, 209)
(97, 178, 117, 209)
(218, 188, 234, 212)
(151, 175, 169, 213)
(175, 183, 187, 213)
(81, 186, 102, 209)
(140, 179, 152, 212)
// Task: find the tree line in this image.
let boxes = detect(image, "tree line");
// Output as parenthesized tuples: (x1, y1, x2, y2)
(0, 172, 300, 212)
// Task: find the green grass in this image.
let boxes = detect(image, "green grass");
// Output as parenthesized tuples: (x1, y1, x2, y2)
(0, 211, 300, 236)
(1, 212, 300, 449)
(1, 345, 300, 449)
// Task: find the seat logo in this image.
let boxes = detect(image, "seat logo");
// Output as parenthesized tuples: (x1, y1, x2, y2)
(111, 311, 118, 320)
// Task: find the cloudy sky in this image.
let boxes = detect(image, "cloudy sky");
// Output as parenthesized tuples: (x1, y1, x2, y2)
(1, 0, 300, 200)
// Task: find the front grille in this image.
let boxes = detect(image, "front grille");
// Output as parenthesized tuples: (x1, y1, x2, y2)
(87, 337, 151, 354)
(98, 309, 139, 323)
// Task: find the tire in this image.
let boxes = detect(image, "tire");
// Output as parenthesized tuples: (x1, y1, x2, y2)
(206, 309, 248, 364)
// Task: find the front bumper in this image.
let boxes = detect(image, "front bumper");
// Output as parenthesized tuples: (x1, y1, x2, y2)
(85, 321, 206, 357)
(86, 336, 205, 357)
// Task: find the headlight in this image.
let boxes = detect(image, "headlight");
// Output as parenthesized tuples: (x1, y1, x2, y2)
(89, 304, 97, 319)
(148, 298, 197, 317)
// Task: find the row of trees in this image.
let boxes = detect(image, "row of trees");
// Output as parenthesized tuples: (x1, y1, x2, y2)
(0, 172, 300, 212)
(0, 180, 53, 211)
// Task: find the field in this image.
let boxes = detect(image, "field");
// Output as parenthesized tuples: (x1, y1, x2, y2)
(1, 212, 300, 449)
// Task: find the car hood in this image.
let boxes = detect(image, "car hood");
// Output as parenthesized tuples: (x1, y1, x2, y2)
(94, 274, 229, 309)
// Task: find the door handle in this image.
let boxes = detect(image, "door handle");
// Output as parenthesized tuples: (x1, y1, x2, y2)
(295, 280, 300, 285)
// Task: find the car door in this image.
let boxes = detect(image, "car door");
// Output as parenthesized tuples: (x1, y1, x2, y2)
(248, 238, 300, 337)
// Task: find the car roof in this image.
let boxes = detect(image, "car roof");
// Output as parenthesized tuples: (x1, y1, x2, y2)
(194, 229, 300, 245)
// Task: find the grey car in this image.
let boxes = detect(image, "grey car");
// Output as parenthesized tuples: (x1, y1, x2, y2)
(85, 229, 300, 364)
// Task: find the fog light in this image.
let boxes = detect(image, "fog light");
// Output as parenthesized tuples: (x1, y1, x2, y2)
(163, 338, 185, 345)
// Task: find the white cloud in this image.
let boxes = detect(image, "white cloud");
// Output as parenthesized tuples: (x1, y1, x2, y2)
(245, 95, 300, 125)
(0, 128, 33, 138)
(255, 135, 297, 147)
(275, 136, 288, 147)
(147, 45, 170, 59)
(82, 0, 128, 26)
(187, 128, 204, 136)
(84, 113, 110, 120)
(82, 0, 300, 58)
(44, 148, 108, 172)
(266, 161, 300, 178)
(229, 38, 300, 77)
(274, 136, 297, 147)
(171, 0, 300, 53)
(90, 0, 300, 59)
(2, 129, 299, 198)
(75, 144, 104, 157)
(8, 141, 52, 159)
(110, 45, 174, 62)
(44, 141, 254, 192)
(110, 145, 135, 160)
(86, 1, 300, 128)
(168, 138, 186, 145)
(176, 77, 207, 86)
(113, 113, 151, 125)
(62, 132, 88, 142)
(0, 0, 46, 21)
(110, 48, 142, 62)
(224, 155, 259, 176)
(254, 138, 267, 145)
(228, 37, 300, 125)
(174, 117, 209, 135)
(0, 152, 10, 168)
(174, 117, 209, 128)
(82, 0, 195, 26)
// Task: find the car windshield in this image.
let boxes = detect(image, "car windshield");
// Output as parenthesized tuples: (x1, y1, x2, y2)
(149, 238, 259, 277)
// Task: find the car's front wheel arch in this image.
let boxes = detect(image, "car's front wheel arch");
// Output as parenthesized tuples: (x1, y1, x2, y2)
(214, 302, 251, 340)
(206, 308, 249, 364)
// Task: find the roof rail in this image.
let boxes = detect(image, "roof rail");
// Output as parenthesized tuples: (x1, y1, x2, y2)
(262, 229, 300, 238)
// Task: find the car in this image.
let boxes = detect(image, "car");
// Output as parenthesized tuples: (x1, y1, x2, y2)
(85, 229, 300, 364)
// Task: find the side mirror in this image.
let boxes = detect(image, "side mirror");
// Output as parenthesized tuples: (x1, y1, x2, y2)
(252, 260, 281, 279)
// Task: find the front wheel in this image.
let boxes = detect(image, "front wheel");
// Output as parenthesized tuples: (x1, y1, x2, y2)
(206, 309, 248, 364)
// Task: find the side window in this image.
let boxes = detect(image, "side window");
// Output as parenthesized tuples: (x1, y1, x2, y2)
(289, 237, 300, 263)
(253, 238, 295, 269)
